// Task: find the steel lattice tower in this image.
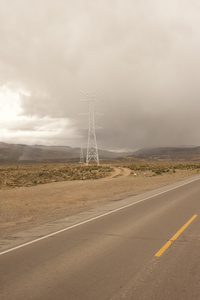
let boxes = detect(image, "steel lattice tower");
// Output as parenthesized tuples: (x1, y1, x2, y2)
(79, 145, 84, 164)
(86, 97, 99, 165)
(81, 92, 100, 165)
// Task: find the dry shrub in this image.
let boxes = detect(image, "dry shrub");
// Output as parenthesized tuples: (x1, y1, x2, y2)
(0, 163, 113, 190)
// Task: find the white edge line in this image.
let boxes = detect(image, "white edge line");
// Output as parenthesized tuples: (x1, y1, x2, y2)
(1, 176, 200, 256)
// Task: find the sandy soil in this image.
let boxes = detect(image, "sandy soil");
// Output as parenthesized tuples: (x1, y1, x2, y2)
(0, 167, 198, 237)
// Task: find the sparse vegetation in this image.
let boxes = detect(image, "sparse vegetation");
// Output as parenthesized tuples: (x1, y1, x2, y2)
(122, 161, 200, 176)
(0, 163, 113, 189)
(0, 161, 199, 190)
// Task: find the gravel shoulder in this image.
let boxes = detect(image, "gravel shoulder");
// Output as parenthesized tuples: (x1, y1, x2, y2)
(0, 167, 198, 237)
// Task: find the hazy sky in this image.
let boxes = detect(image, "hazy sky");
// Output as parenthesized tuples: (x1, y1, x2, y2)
(1, 0, 200, 151)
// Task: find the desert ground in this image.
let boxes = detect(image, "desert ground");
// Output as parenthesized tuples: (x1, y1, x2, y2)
(0, 161, 200, 237)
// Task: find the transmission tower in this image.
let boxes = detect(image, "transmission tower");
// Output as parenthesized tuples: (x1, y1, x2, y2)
(81, 92, 100, 165)
(79, 145, 84, 164)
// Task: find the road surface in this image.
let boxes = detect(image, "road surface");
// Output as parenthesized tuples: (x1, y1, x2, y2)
(0, 176, 200, 299)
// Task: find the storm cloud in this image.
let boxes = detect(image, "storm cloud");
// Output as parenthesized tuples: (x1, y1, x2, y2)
(0, 0, 200, 150)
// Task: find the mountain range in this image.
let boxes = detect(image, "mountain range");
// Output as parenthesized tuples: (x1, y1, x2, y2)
(0, 142, 132, 163)
(0, 142, 200, 163)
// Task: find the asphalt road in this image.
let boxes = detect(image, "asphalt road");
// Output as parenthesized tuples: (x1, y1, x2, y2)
(0, 176, 200, 300)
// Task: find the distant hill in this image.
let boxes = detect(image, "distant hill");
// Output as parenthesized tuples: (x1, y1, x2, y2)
(127, 146, 200, 161)
(0, 142, 132, 163)
(0, 142, 200, 163)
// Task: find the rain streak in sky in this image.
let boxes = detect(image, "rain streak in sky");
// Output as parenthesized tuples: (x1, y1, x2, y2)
(1, 0, 200, 151)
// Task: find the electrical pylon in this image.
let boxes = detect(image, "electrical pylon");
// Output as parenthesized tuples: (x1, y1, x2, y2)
(81, 92, 100, 165)
(79, 145, 84, 164)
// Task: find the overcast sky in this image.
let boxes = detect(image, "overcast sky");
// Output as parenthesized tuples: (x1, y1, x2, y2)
(0, 0, 200, 151)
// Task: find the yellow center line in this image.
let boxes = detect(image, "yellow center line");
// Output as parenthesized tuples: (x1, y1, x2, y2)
(155, 214, 197, 257)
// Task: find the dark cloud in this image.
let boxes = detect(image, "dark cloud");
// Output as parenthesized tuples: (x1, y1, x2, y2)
(0, 0, 200, 150)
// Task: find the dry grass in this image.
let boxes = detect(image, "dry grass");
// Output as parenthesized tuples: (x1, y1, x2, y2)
(1, 161, 199, 190)
(120, 161, 200, 175)
(0, 163, 113, 189)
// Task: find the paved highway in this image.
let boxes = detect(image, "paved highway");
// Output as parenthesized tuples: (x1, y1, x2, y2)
(0, 176, 200, 299)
